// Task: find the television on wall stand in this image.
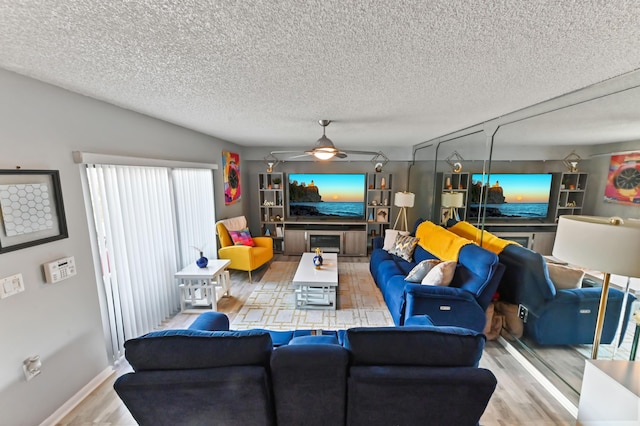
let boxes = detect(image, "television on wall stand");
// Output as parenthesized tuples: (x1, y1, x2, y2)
(467, 173, 554, 223)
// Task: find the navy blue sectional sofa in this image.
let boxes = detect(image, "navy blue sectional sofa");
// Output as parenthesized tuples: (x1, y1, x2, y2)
(114, 312, 497, 426)
(369, 220, 504, 332)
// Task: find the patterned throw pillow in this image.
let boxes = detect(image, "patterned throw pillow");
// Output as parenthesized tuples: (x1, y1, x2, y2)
(383, 229, 409, 251)
(389, 234, 419, 262)
(229, 228, 255, 246)
(421, 261, 456, 286)
(405, 259, 441, 283)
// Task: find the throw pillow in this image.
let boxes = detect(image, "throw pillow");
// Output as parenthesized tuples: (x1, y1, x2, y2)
(383, 229, 409, 252)
(547, 263, 585, 290)
(421, 261, 456, 286)
(229, 228, 255, 247)
(389, 234, 419, 262)
(406, 259, 441, 283)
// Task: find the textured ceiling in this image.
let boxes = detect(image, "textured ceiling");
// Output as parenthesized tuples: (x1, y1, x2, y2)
(1, 0, 640, 151)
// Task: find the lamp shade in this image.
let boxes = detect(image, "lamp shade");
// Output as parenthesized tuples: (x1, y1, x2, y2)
(441, 192, 464, 208)
(394, 192, 415, 208)
(552, 216, 640, 278)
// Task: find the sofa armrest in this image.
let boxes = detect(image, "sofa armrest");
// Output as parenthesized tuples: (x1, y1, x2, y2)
(404, 284, 487, 332)
(373, 236, 384, 250)
(188, 312, 230, 331)
(253, 236, 273, 249)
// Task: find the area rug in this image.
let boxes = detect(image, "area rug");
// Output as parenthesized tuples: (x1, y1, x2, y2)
(230, 261, 394, 330)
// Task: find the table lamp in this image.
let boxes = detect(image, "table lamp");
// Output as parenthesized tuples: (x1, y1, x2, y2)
(552, 215, 640, 359)
(393, 192, 415, 232)
(441, 192, 464, 225)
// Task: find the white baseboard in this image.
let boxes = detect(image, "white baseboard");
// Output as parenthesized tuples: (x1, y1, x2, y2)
(39, 366, 115, 426)
(497, 336, 579, 418)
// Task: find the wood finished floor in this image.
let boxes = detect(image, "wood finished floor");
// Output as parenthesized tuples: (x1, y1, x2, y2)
(57, 256, 576, 426)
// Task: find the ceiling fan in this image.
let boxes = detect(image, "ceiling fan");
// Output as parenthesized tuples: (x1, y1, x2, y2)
(271, 120, 388, 163)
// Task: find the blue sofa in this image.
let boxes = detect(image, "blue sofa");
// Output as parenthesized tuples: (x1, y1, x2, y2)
(447, 221, 637, 345)
(114, 312, 497, 426)
(369, 220, 505, 332)
(498, 244, 636, 345)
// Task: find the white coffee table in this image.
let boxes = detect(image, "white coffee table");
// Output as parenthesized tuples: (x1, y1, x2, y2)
(174, 259, 231, 312)
(293, 252, 339, 310)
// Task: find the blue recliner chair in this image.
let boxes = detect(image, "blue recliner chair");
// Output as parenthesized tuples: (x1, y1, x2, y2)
(498, 244, 636, 345)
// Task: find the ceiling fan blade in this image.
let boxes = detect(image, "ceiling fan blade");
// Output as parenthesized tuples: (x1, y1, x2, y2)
(341, 149, 380, 156)
(335, 152, 348, 159)
(288, 153, 312, 159)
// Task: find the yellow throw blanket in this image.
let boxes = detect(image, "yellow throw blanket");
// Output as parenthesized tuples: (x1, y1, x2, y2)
(415, 221, 473, 262)
(448, 221, 519, 254)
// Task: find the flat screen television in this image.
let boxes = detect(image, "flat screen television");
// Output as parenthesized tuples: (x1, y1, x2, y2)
(287, 173, 366, 220)
(467, 173, 553, 220)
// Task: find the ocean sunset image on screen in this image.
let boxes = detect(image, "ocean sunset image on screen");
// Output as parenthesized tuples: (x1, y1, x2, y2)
(288, 173, 366, 219)
(469, 173, 553, 219)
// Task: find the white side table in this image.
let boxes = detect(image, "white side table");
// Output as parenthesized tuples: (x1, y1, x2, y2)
(577, 360, 640, 425)
(174, 260, 231, 312)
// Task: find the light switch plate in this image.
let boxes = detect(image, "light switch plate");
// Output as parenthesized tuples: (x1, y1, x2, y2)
(0, 273, 25, 299)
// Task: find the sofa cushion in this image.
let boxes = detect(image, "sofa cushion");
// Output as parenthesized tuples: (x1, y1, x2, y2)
(125, 329, 273, 371)
(406, 259, 440, 282)
(547, 263, 585, 290)
(388, 234, 419, 261)
(383, 229, 408, 251)
(344, 326, 485, 367)
(421, 261, 456, 286)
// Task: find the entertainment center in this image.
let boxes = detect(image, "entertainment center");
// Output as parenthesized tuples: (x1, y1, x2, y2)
(449, 171, 589, 255)
(258, 172, 394, 256)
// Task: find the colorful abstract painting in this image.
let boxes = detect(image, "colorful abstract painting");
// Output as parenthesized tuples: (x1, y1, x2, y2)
(222, 151, 241, 205)
(604, 152, 640, 206)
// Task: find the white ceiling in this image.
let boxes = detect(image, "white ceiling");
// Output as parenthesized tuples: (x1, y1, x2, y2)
(1, 0, 640, 152)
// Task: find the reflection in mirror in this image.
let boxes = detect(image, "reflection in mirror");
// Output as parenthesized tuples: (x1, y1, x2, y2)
(484, 72, 640, 407)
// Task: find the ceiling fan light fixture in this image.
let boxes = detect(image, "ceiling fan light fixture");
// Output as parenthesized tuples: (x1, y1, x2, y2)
(312, 147, 337, 160)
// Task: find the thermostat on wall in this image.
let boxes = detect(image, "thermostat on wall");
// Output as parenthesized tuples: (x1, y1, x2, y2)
(44, 256, 77, 284)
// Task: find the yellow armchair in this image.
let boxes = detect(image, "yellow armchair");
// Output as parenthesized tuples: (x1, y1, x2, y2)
(216, 216, 273, 282)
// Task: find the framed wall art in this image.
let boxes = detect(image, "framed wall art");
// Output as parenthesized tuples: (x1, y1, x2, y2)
(604, 152, 640, 206)
(222, 151, 241, 205)
(0, 170, 68, 253)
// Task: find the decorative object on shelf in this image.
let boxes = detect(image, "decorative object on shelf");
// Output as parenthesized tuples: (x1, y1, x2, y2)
(313, 247, 324, 269)
(552, 215, 640, 359)
(562, 150, 581, 172)
(368, 210, 374, 222)
(272, 177, 281, 189)
(265, 228, 271, 236)
(393, 191, 415, 231)
(380, 177, 386, 189)
(383, 198, 388, 206)
(445, 151, 464, 173)
(376, 208, 389, 223)
(222, 151, 241, 205)
(441, 192, 464, 225)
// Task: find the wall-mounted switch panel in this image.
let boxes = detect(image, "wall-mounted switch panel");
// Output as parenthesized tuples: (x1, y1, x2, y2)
(0, 273, 25, 299)
(44, 256, 77, 284)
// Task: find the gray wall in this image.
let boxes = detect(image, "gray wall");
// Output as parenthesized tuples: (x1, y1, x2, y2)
(0, 69, 246, 425)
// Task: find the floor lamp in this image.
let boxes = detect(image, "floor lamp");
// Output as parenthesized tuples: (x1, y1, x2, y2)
(552, 215, 640, 359)
(441, 192, 464, 226)
(393, 192, 415, 232)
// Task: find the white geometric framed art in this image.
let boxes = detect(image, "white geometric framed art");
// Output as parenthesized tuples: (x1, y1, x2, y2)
(0, 170, 68, 253)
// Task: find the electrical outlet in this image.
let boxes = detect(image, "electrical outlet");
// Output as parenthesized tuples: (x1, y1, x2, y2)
(518, 304, 528, 322)
(0, 273, 25, 299)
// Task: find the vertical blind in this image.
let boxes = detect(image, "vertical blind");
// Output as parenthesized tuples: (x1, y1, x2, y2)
(85, 164, 215, 361)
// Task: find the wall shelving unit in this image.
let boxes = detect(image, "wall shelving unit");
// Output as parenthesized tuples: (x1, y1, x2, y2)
(258, 172, 285, 253)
